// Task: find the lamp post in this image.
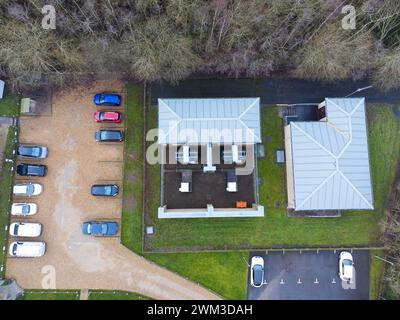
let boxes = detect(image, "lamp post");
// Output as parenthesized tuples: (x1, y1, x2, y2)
(345, 85, 373, 98)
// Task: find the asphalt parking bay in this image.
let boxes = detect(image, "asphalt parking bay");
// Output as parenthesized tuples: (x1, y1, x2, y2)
(247, 250, 370, 300)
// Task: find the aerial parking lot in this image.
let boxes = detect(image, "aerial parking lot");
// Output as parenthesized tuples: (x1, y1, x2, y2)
(247, 250, 370, 300)
(7, 81, 125, 267)
(4, 81, 218, 300)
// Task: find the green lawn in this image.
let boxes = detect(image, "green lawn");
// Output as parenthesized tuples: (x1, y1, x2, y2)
(147, 252, 248, 300)
(120, 86, 399, 300)
(370, 249, 385, 300)
(120, 84, 248, 299)
(121, 84, 145, 253)
(23, 290, 80, 300)
(0, 93, 20, 117)
(145, 105, 399, 250)
(0, 126, 18, 277)
(88, 290, 150, 300)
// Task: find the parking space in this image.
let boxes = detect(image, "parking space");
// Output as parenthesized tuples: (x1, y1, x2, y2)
(7, 80, 125, 277)
(3, 81, 219, 300)
(247, 250, 370, 300)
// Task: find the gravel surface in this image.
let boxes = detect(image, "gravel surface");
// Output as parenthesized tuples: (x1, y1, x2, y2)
(6, 81, 219, 300)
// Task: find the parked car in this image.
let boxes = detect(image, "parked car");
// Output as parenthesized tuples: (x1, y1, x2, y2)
(82, 221, 119, 236)
(95, 130, 124, 142)
(94, 93, 121, 106)
(9, 241, 46, 257)
(13, 183, 43, 196)
(339, 251, 354, 283)
(250, 256, 264, 288)
(94, 111, 122, 123)
(11, 203, 37, 216)
(17, 163, 47, 177)
(91, 184, 119, 197)
(17, 145, 48, 159)
(9, 222, 42, 237)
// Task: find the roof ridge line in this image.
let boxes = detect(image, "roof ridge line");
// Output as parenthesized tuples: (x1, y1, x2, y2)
(349, 98, 364, 115)
(327, 98, 350, 116)
(238, 98, 259, 120)
(338, 171, 374, 209)
(238, 118, 261, 143)
(335, 110, 353, 159)
(159, 99, 182, 121)
(291, 122, 337, 159)
(296, 169, 337, 210)
(326, 121, 350, 141)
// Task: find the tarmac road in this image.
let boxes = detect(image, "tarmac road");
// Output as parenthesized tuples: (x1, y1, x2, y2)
(151, 77, 400, 105)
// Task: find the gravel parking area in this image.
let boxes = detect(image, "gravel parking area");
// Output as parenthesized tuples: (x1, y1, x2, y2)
(247, 250, 370, 300)
(5, 81, 218, 300)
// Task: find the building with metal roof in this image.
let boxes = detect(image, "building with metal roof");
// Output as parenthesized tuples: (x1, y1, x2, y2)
(157, 97, 264, 219)
(285, 98, 374, 211)
(158, 98, 261, 145)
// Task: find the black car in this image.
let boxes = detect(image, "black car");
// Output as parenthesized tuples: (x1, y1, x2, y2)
(17, 145, 48, 159)
(17, 164, 47, 177)
(95, 130, 124, 142)
(91, 184, 119, 197)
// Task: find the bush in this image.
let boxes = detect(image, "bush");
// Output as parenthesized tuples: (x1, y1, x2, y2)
(372, 47, 400, 91)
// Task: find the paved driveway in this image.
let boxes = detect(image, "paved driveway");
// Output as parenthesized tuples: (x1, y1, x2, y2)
(151, 78, 400, 104)
(247, 250, 370, 300)
(6, 81, 219, 300)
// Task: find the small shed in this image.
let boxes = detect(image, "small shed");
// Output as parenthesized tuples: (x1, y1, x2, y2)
(0, 80, 4, 99)
(20, 98, 37, 115)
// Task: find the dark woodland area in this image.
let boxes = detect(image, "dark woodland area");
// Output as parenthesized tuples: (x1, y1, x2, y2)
(0, 0, 399, 91)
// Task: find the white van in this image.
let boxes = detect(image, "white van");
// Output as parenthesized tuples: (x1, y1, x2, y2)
(9, 223, 42, 237)
(9, 241, 46, 257)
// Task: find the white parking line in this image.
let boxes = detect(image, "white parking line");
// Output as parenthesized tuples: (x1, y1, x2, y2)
(280, 279, 285, 285)
(332, 278, 336, 284)
(314, 277, 319, 284)
(297, 278, 302, 284)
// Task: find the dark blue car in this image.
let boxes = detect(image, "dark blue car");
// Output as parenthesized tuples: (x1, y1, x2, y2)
(94, 93, 121, 106)
(82, 221, 119, 236)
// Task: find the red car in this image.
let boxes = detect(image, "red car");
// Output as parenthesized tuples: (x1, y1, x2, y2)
(94, 111, 122, 123)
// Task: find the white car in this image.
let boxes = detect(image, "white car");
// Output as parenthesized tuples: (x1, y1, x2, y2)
(13, 183, 43, 196)
(339, 251, 354, 282)
(9, 222, 42, 237)
(9, 241, 46, 257)
(10, 203, 37, 216)
(250, 256, 264, 287)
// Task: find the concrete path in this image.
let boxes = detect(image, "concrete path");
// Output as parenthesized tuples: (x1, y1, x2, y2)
(80, 289, 89, 300)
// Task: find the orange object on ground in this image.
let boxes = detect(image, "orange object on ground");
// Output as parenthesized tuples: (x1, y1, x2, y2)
(236, 201, 247, 208)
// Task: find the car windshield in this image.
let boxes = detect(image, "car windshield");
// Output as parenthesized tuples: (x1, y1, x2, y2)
(343, 259, 353, 266)
(103, 186, 112, 195)
(253, 265, 263, 285)
(13, 224, 19, 235)
(100, 112, 105, 121)
(26, 185, 34, 194)
(12, 243, 18, 255)
(101, 131, 118, 139)
(101, 224, 108, 234)
(99, 95, 105, 103)
(22, 205, 30, 214)
(31, 148, 40, 156)
(20, 147, 40, 156)
(19, 166, 27, 174)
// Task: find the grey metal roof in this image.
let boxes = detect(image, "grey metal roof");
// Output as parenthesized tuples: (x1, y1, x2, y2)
(158, 98, 261, 144)
(290, 98, 374, 211)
